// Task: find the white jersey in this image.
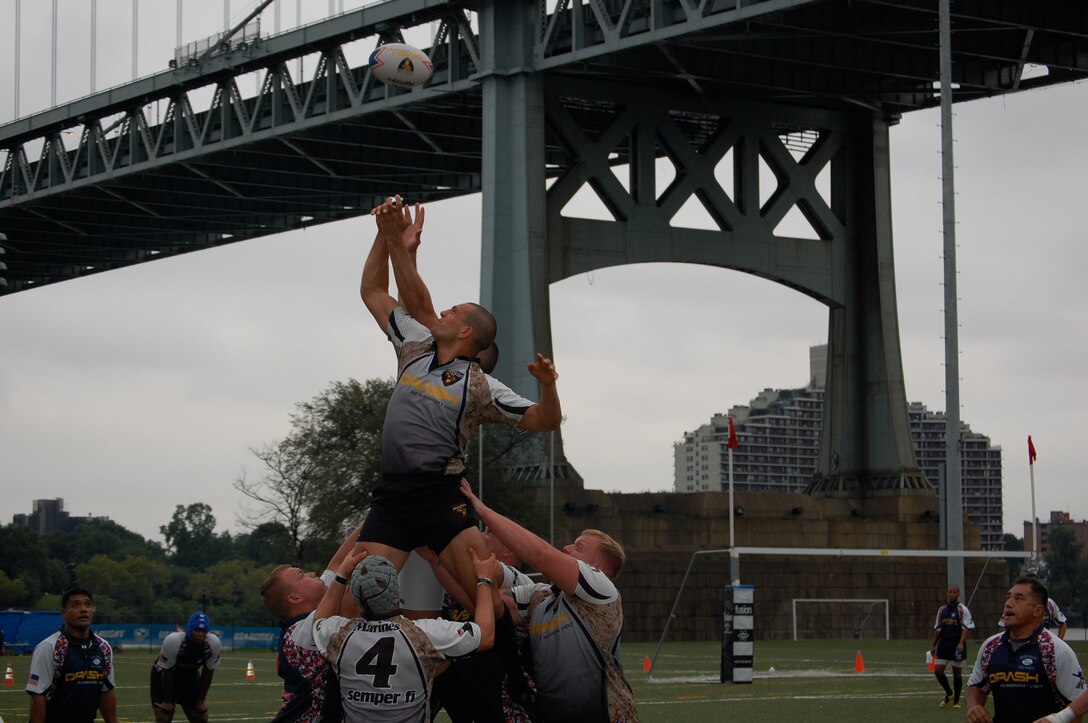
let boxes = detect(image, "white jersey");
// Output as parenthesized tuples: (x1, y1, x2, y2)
(997, 599, 1068, 630)
(154, 631, 222, 672)
(313, 614, 483, 722)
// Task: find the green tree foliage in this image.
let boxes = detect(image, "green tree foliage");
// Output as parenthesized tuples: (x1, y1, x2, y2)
(188, 560, 277, 626)
(231, 522, 296, 567)
(72, 554, 171, 617)
(160, 503, 233, 571)
(236, 378, 394, 551)
(0, 570, 31, 608)
(47, 518, 164, 565)
(0, 524, 52, 602)
(1003, 533, 1025, 582)
(1043, 526, 1084, 617)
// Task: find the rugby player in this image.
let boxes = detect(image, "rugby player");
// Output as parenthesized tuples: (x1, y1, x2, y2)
(966, 576, 1084, 723)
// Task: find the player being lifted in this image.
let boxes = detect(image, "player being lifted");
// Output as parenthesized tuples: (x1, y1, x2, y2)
(356, 195, 561, 610)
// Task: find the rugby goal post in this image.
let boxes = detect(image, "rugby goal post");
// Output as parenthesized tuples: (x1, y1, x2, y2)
(791, 598, 890, 641)
(648, 546, 1035, 679)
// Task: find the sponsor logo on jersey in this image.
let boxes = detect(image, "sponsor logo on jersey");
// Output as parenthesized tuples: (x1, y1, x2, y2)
(988, 671, 1040, 684)
(530, 613, 570, 635)
(451, 502, 468, 518)
(346, 689, 406, 705)
(1021, 656, 1035, 667)
(400, 373, 462, 405)
(64, 669, 106, 682)
(442, 369, 464, 386)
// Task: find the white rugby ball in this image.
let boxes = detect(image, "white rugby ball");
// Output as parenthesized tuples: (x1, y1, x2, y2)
(369, 43, 433, 88)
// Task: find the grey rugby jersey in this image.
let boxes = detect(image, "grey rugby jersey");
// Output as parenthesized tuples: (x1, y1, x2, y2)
(511, 561, 639, 723)
(383, 307, 533, 476)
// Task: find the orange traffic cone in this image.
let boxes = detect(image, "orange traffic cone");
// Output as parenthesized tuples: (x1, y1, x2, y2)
(246, 661, 256, 681)
(4, 663, 13, 686)
(643, 655, 651, 673)
(854, 650, 865, 673)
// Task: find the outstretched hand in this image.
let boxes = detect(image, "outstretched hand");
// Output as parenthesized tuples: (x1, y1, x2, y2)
(371, 195, 423, 253)
(337, 548, 369, 579)
(527, 354, 559, 385)
(469, 547, 500, 582)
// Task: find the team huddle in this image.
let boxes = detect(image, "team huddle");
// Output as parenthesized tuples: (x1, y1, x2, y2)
(22, 198, 1085, 723)
(261, 195, 638, 722)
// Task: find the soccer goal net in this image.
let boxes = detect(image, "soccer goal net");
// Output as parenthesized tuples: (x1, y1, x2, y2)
(791, 598, 890, 641)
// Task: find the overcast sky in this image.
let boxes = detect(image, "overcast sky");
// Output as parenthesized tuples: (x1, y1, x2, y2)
(1, 0, 1086, 543)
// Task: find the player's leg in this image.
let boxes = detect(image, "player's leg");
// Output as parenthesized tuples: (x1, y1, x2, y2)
(950, 655, 966, 707)
(933, 639, 955, 707)
(438, 526, 503, 617)
(180, 703, 209, 723)
(150, 667, 176, 723)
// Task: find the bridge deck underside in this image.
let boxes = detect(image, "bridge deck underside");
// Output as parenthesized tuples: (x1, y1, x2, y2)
(1, 0, 1085, 294)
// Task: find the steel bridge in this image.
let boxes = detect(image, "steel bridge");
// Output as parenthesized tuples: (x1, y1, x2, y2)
(2, 0, 1086, 495)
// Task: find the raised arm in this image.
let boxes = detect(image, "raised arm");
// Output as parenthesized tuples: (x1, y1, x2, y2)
(460, 479, 580, 594)
(360, 227, 397, 330)
(375, 197, 439, 328)
(316, 549, 369, 623)
(518, 354, 562, 432)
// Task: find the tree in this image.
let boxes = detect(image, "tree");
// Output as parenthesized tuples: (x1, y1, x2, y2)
(237, 378, 394, 548)
(0, 570, 30, 608)
(0, 524, 51, 602)
(160, 503, 232, 571)
(1002, 533, 1025, 582)
(231, 522, 295, 566)
(188, 560, 277, 625)
(1043, 526, 1083, 614)
(234, 442, 311, 564)
(48, 518, 163, 565)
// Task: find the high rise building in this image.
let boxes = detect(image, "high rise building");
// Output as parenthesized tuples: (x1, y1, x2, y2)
(674, 345, 1004, 549)
(11, 498, 103, 535)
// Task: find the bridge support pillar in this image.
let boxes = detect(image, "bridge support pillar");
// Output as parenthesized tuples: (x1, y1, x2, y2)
(806, 114, 930, 500)
(479, 3, 581, 489)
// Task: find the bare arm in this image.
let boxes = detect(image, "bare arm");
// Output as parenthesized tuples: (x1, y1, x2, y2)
(375, 198, 439, 328)
(29, 694, 46, 723)
(469, 548, 497, 652)
(518, 354, 562, 432)
(99, 689, 118, 723)
(965, 687, 993, 723)
(316, 549, 369, 623)
(329, 523, 364, 572)
(360, 227, 397, 330)
(460, 479, 580, 594)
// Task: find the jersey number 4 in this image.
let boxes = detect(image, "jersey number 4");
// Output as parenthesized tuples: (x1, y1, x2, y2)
(355, 636, 398, 688)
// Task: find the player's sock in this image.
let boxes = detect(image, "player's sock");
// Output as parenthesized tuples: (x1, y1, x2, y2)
(934, 671, 952, 696)
(953, 676, 962, 704)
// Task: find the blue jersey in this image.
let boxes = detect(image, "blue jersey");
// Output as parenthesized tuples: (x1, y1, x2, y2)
(26, 628, 115, 723)
(934, 602, 974, 641)
(968, 626, 1085, 723)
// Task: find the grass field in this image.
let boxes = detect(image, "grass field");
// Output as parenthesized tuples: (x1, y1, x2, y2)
(2, 637, 1086, 722)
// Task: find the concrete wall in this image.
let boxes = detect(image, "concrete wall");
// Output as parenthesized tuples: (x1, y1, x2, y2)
(537, 489, 1009, 642)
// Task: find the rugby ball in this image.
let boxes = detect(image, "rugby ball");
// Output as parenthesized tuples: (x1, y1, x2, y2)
(368, 43, 433, 89)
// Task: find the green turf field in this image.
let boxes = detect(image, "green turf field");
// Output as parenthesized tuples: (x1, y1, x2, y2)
(2, 638, 1085, 722)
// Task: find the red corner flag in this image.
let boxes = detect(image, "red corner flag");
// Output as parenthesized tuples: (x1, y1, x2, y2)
(727, 416, 739, 450)
(1028, 436, 1037, 465)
